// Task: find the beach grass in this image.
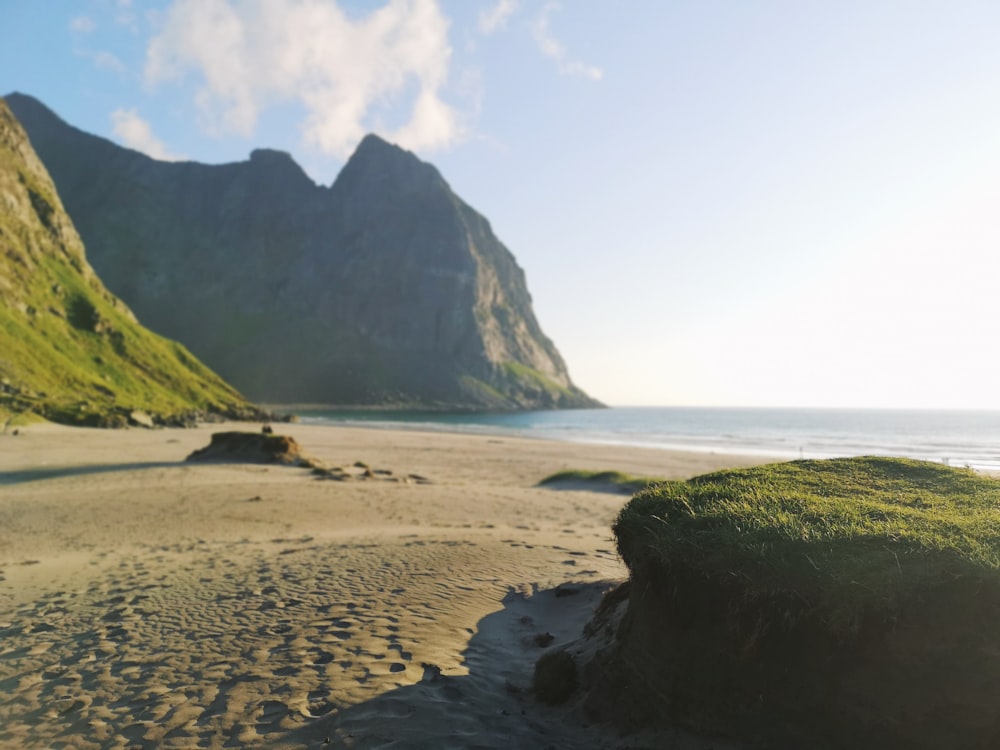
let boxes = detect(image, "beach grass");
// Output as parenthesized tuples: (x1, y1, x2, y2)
(539, 468, 666, 494)
(615, 456, 1000, 629)
(594, 456, 1000, 747)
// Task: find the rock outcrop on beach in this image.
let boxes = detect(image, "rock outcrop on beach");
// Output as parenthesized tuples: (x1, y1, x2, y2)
(6, 92, 600, 411)
(0, 99, 261, 426)
(186, 431, 315, 465)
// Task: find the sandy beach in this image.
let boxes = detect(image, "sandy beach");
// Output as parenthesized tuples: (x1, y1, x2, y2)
(0, 421, 766, 749)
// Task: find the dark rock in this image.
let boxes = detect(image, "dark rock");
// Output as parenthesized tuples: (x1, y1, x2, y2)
(185, 431, 314, 465)
(533, 632, 555, 647)
(533, 649, 577, 705)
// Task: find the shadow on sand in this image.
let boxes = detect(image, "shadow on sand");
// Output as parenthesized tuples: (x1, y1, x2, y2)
(277, 581, 735, 750)
(0, 461, 182, 485)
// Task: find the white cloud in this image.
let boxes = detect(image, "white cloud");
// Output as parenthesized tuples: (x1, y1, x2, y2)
(91, 50, 127, 73)
(70, 16, 96, 33)
(144, 0, 462, 157)
(111, 108, 187, 161)
(479, 0, 518, 35)
(531, 2, 602, 81)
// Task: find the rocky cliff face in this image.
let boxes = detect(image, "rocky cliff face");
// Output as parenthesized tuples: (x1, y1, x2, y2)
(0, 98, 259, 426)
(6, 92, 599, 410)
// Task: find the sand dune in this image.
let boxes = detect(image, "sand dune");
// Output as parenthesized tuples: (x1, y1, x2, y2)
(0, 422, 763, 748)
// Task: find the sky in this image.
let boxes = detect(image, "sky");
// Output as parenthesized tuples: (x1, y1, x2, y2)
(2, 1, 999, 410)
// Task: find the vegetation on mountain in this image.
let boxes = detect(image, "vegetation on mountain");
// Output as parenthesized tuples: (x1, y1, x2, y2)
(0, 99, 261, 426)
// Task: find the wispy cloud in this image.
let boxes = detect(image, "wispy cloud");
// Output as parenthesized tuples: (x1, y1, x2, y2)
(479, 0, 518, 35)
(111, 108, 187, 161)
(90, 50, 127, 74)
(70, 16, 97, 33)
(115, 0, 139, 30)
(144, 0, 463, 157)
(531, 2, 602, 81)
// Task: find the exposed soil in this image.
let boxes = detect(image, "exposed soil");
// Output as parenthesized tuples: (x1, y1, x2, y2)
(577, 563, 1000, 749)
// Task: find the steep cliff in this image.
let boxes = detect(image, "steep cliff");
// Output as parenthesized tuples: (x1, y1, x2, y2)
(0, 98, 259, 426)
(6, 92, 599, 410)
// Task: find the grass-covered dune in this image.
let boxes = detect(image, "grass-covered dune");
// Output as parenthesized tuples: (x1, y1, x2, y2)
(586, 457, 1000, 749)
(539, 469, 665, 495)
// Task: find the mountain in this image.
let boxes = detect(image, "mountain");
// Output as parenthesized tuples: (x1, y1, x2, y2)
(6, 93, 600, 411)
(0, 98, 261, 426)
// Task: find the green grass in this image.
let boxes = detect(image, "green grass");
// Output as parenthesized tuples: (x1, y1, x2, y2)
(0, 243, 250, 424)
(540, 469, 666, 494)
(502, 361, 573, 399)
(0, 99, 256, 426)
(614, 456, 1000, 631)
(458, 375, 507, 404)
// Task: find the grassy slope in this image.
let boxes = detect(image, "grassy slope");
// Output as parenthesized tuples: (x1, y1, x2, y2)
(0, 99, 255, 425)
(615, 456, 1000, 629)
(502, 360, 574, 400)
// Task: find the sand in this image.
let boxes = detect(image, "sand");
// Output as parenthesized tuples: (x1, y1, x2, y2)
(0, 421, 766, 749)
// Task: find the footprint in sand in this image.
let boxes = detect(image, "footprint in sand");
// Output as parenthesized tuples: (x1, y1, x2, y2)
(309, 654, 337, 673)
(387, 643, 412, 661)
(307, 689, 336, 717)
(256, 700, 290, 733)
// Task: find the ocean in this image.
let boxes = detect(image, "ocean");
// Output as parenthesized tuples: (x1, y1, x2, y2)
(294, 406, 1000, 473)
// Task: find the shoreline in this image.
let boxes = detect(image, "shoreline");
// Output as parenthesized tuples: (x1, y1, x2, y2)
(297, 413, 802, 458)
(288, 405, 1000, 473)
(0, 421, 769, 748)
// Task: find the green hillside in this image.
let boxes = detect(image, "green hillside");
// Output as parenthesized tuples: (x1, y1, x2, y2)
(0, 98, 259, 426)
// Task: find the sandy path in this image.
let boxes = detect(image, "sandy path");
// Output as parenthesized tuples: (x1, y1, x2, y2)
(0, 422, 764, 748)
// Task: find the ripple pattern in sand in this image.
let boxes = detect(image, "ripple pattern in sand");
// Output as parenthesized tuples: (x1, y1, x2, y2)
(0, 534, 619, 749)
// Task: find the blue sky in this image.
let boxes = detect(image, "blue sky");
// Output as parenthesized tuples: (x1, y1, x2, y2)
(2, 1, 999, 409)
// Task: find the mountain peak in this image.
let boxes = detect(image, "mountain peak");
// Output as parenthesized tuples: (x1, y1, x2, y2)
(355, 132, 404, 156)
(4, 92, 51, 115)
(249, 147, 296, 163)
(247, 148, 314, 188)
(335, 132, 445, 197)
(349, 133, 426, 169)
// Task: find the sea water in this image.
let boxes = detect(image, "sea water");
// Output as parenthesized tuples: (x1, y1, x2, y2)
(295, 406, 1000, 472)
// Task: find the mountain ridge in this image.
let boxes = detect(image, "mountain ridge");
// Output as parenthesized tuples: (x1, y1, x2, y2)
(7, 92, 599, 411)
